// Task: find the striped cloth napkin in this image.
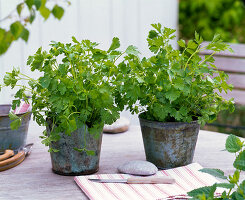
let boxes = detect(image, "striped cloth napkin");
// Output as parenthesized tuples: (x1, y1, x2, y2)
(12, 102, 31, 114)
(74, 163, 222, 200)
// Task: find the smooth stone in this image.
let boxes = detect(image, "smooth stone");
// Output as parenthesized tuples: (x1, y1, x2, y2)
(117, 160, 158, 176)
(103, 117, 130, 133)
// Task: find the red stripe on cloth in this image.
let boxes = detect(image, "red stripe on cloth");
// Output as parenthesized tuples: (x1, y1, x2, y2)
(88, 176, 108, 199)
(19, 103, 30, 113)
(74, 177, 95, 200)
(171, 169, 190, 191)
(13, 102, 31, 114)
(153, 184, 170, 197)
(161, 170, 186, 194)
(118, 174, 147, 200)
(141, 184, 159, 199)
(74, 163, 220, 200)
(172, 168, 196, 190)
(108, 174, 132, 200)
(97, 174, 120, 200)
(184, 166, 208, 186)
(161, 194, 189, 200)
(76, 176, 106, 200)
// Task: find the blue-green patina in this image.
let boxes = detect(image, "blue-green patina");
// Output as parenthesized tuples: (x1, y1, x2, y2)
(47, 122, 103, 176)
(139, 117, 200, 169)
(0, 105, 31, 151)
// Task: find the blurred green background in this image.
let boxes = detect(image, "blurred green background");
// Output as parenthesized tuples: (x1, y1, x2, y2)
(179, 0, 245, 137)
(179, 0, 245, 43)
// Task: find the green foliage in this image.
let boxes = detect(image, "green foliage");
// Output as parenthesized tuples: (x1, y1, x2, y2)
(179, 0, 245, 43)
(188, 184, 218, 199)
(51, 5, 64, 20)
(122, 23, 234, 125)
(74, 148, 95, 156)
(188, 134, 245, 199)
(9, 111, 23, 130)
(2, 37, 138, 153)
(199, 168, 227, 180)
(234, 151, 245, 170)
(10, 21, 24, 39)
(0, 0, 70, 56)
(226, 135, 243, 153)
(8, 111, 30, 130)
(203, 104, 245, 138)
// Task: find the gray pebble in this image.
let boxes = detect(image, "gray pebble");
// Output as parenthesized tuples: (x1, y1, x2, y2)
(117, 160, 158, 176)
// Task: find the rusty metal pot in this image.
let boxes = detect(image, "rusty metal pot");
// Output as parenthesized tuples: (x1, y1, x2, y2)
(139, 116, 200, 169)
(0, 104, 31, 151)
(47, 120, 103, 176)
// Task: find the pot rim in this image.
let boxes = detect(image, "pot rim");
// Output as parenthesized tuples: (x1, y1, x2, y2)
(0, 104, 31, 117)
(138, 113, 198, 125)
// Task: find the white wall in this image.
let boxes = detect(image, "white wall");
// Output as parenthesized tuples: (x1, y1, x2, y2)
(0, 0, 178, 123)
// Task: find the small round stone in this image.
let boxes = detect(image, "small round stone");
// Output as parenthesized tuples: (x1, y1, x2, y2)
(103, 117, 130, 133)
(117, 160, 158, 176)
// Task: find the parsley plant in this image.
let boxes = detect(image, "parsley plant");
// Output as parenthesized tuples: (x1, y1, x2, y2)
(122, 24, 235, 125)
(1, 36, 139, 152)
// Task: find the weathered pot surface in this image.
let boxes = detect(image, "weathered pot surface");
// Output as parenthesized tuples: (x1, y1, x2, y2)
(139, 116, 200, 169)
(0, 104, 31, 151)
(47, 121, 103, 176)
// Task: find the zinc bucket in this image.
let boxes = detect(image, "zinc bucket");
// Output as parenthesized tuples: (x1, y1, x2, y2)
(139, 116, 200, 169)
(47, 120, 103, 176)
(0, 104, 31, 151)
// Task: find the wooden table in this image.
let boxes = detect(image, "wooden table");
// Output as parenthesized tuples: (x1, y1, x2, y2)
(1, 120, 244, 200)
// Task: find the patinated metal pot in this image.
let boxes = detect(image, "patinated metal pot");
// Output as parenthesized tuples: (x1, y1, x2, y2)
(0, 104, 31, 151)
(139, 116, 200, 169)
(47, 121, 103, 176)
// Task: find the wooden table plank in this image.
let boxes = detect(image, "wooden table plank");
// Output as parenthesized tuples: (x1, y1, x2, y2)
(0, 120, 244, 200)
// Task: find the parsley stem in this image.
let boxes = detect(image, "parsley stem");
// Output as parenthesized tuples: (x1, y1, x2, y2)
(182, 47, 187, 54)
(19, 73, 33, 80)
(113, 51, 125, 64)
(68, 111, 80, 119)
(184, 44, 210, 70)
(227, 188, 232, 197)
(70, 63, 77, 79)
(107, 51, 126, 81)
(12, 84, 32, 91)
(184, 48, 200, 70)
(198, 52, 215, 67)
(19, 73, 41, 86)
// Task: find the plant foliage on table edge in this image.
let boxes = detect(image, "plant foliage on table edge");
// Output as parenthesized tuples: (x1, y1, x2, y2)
(0, 36, 140, 153)
(120, 23, 235, 125)
(188, 134, 245, 199)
